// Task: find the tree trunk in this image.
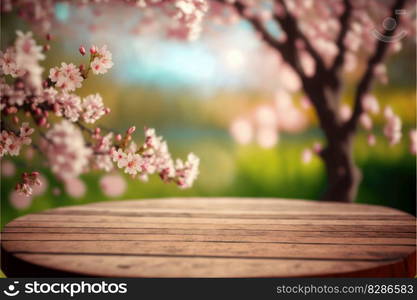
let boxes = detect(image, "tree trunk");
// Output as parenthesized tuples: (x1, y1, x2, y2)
(320, 135, 362, 202)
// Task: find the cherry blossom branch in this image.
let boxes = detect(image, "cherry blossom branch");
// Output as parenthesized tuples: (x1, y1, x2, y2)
(346, 0, 407, 133)
(273, 0, 327, 77)
(330, 0, 353, 80)
(1, 31, 200, 196)
(217, 0, 306, 82)
(222, 1, 282, 50)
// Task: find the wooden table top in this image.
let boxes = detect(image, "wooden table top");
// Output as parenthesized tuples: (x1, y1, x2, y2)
(1, 198, 416, 277)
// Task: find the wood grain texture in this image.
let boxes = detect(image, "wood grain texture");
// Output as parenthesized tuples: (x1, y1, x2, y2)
(1, 198, 416, 277)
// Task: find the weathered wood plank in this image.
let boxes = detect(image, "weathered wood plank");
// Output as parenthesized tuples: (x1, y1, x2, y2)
(6, 220, 416, 233)
(37, 207, 414, 220)
(87, 198, 403, 213)
(12, 253, 409, 277)
(2, 233, 415, 246)
(3, 240, 415, 261)
(4, 226, 416, 238)
(1, 198, 416, 277)
(13, 214, 416, 226)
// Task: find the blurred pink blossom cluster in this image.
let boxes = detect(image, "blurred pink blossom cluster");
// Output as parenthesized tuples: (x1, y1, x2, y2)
(1, 31, 199, 199)
(2, 0, 209, 41)
(337, 95, 405, 150)
(229, 90, 310, 149)
(170, 0, 209, 40)
(383, 106, 402, 146)
(301, 142, 322, 164)
(275, 0, 410, 72)
(100, 174, 127, 197)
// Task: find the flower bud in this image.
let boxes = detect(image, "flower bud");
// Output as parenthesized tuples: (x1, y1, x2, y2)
(79, 45, 86, 56)
(38, 117, 47, 127)
(127, 126, 136, 135)
(90, 46, 97, 55)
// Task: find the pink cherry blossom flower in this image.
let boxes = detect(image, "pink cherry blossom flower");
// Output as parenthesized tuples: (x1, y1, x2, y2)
(91, 132, 114, 172)
(0, 123, 34, 157)
(64, 177, 86, 198)
(37, 87, 58, 105)
(100, 174, 127, 197)
(15, 31, 45, 65)
(229, 118, 253, 145)
(14, 31, 45, 91)
(383, 113, 402, 146)
(362, 94, 380, 115)
(299, 50, 316, 77)
(375, 64, 388, 84)
(339, 104, 352, 122)
(256, 126, 279, 149)
(90, 45, 114, 75)
(175, 152, 200, 189)
(10, 190, 32, 210)
(360, 113, 373, 131)
(383, 106, 394, 119)
(302, 148, 313, 164)
(31, 173, 48, 196)
(42, 120, 92, 179)
(367, 134, 376, 146)
(15, 171, 41, 196)
(49, 62, 83, 92)
(55, 93, 82, 122)
(0, 47, 25, 77)
(95, 154, 114, 172)
(124, 153, 143, 175)
(1, 160, 16, 177)
(255, 105, 278, 128)
(82, 93, 106, 123)
(111, 148, 128, 168)
(312, 142, 322, 153)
